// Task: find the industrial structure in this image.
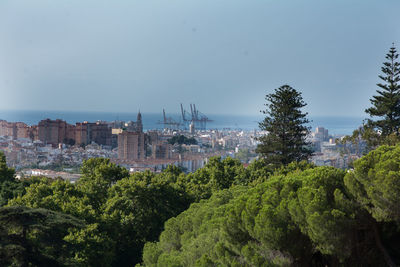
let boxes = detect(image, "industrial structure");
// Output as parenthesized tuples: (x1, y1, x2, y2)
(158, 104, 212, 131)
(158, 109, 182, 130)
(180, 103, 212, 130)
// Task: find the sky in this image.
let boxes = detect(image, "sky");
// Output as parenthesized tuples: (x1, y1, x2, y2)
(0, 0, 400, 117)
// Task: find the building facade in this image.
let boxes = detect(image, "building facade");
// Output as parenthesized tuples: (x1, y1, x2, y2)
(118, 131, 145, 160)
(0, 120, 31, 139)
(75, 121, 112, 146)
(117, 112, 145, 160)
(37, 119, 72, 146)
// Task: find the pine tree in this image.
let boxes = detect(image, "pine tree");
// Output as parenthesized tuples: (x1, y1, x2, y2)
(366, 44, 400, 136)
(256, 84, 312, 168)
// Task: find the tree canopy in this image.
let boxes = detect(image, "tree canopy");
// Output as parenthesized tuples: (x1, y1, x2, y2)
(8, 157, 195, 266)
(1, 144, 400, 266)
(168, 135, 198, 145)
(256, 85, 312, 169)
(344, 45, 400, 150)
(141, 144, 400, 266)
(345, 144, 400, 223)
(0, 206, 84, 267)
(0, 151, 24, 207)
(366, 44, 400, 137)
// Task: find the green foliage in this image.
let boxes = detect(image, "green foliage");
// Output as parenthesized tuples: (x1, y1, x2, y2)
(0, 181, 24, 207)
(103, 176, 191, 266)
(141, 187, 248, 267)
(344, 45, 400, 151)
(142, 163, 400, 266)
(9, 157, 191, 266)
(78, 158, 129, 210)
(80, 158, 129, 184)
(245, 158, 274, 184)
(130, 165, 184, 188)
(9, 179, 95, 221)
(284, 168, 353, 258)
(366, 44, 400, 137)
(0, 206, 84, 266)
(0, 151, 25, 207)
(178, 157, 250, 201)
(345, 144, 400, 223)
(0, 151, 15, 183)
(7, 177, 112, 266)
(142, 175, 302, 266)
(273, 160, 316, 176)
(234, 148, 252, 163)
(219, 167, 353, 265)
(4, 143, 400, 266)
(168, 135, 198, 145)
(64, 223, 115, 266)
(256, 85, 312, 169)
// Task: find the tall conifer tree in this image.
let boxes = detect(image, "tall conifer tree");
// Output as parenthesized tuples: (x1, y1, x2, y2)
(256, 84, 312, 168)
(366, 44, 400, 136)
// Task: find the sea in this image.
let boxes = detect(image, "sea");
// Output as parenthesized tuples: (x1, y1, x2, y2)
(0, 110, 364, 136)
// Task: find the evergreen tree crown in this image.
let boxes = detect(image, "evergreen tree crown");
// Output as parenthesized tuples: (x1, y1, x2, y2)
(257, 84, 311, 168)
(366, 44, 400, 136)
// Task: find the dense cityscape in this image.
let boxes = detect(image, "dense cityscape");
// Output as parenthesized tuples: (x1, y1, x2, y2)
(1, 1, 400, 266)
(0, 108, 363, 183)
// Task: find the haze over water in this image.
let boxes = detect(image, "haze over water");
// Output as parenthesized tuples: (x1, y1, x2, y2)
(0, 110, 362, 135)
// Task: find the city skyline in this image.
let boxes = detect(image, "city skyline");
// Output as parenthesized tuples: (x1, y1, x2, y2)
(1, 0, 400, 116)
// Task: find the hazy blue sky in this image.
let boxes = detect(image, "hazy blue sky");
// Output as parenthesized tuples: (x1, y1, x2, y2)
(0, 0, 399, 116)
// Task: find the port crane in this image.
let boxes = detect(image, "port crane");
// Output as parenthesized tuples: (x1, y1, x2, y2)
(157, 109, 181, 130)
(180, 103, 212, 130)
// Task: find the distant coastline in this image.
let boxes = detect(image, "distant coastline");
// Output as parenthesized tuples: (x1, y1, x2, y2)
(0, 110, 363, 135)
